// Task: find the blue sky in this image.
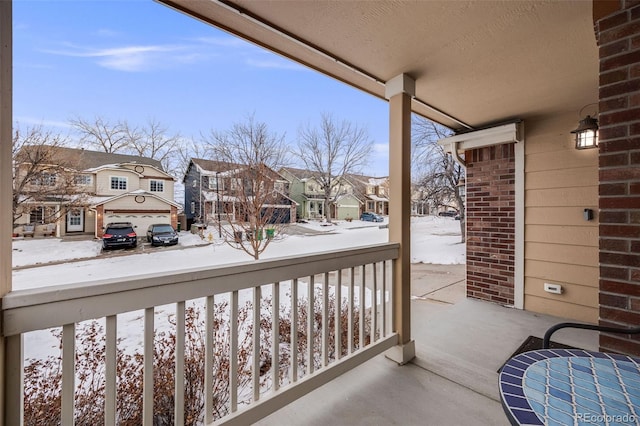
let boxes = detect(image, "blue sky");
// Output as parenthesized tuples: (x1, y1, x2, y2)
(13, 0, 391, 176)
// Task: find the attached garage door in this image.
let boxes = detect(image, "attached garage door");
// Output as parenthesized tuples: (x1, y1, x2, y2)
(104, 212, 171, 236)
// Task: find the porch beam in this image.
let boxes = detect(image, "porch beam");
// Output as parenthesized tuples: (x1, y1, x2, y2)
(385, 74, 415, 364)
(0, 1, 13, 424)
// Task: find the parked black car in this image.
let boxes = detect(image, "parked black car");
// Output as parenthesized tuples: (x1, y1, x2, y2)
(438, 210, 458, 217)
(146, 223, 179, 246)
(102, 222, 137, 250)
(360, 212, 384, 222)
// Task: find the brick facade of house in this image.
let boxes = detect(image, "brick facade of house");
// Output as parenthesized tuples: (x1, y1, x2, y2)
(465, 144, 516, 305)
(596, 1, 640, 356)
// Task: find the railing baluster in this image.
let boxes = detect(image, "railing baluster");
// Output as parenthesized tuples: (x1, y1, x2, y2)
(291, 278, 298, 383)
(348, 267, 354, 355)
(105, 315, 117, 425)
(359, 265, 365, 350)
(175, 301, 185, 426)
(335, 269, 342, 360)
(382, 261, 387, 337)
(253, 286, 261, 402)
(5, 334, 24, 425)
(205, 296, 214, 424)
(322, 272, 329, 367)
(272, 281, 280, 392)
(62, 323, 75, 426)
(143, 308, 154, 426)
(230, 290, 239, 412)
(307, 276, 314, 374)
(372, 262, 378, 342)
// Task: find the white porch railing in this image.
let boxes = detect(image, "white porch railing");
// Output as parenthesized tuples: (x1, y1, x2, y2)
(3, 243, 399, 425)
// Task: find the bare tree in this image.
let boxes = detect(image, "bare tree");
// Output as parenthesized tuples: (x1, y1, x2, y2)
(126, 118, 182, 174)
(202, 115, 291, 260)
(70, 116, 129, 153)
(412, 116, 466, 242)
(296, 113, 373, 222)
(12, 125, 88, 229)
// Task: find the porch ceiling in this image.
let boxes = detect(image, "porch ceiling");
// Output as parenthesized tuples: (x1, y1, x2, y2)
(158, 0, 598, 132)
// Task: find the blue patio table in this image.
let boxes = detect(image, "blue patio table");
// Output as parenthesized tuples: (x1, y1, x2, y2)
(499, 349, 640, 426)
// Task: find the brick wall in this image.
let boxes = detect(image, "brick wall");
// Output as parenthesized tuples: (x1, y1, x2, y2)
(597, 1, 640, 356)
(465, 144, 516, 305)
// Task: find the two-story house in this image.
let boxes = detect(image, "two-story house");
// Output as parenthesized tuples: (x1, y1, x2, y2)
(13, 146, 179, 238)
(280, 167, 364, 221)
(345, 174, 390, 216)
(183, 158, 296, 228)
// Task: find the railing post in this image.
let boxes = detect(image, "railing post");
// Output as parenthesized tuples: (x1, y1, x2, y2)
(385, 74, 416, 364)
(0, 2, 13, 424)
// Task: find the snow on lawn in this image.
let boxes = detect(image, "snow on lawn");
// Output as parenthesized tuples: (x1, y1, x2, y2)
(12, 238, 103, 268)
(15, 216, 464, 365)
(11, 216, 464, 290)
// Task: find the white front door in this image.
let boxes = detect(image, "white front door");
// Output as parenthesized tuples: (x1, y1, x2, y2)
(67, 208, 84, 232)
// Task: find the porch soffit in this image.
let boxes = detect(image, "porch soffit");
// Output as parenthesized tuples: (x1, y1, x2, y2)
(158, 0, 598, 132)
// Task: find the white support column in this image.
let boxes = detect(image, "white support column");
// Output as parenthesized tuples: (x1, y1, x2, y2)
(0, 2, 13, 424)
(385, 74, 415, 365)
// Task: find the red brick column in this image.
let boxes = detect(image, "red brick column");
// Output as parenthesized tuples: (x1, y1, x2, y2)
(96, 205, 105, 238)
(596, 1, 640, 356)
(465, 144, 516, 305)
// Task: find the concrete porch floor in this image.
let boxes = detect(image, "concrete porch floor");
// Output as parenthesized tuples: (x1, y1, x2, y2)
(257, 263, 599, 425)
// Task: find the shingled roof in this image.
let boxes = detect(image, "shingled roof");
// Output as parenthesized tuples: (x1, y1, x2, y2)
(17, 146, 164, 171)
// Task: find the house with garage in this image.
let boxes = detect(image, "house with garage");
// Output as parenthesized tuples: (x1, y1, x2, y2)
(183, 158, 296, 228)
(13, 146, 179, 238)
(280, 167, 364, 220)
(345, 174, 390, 216)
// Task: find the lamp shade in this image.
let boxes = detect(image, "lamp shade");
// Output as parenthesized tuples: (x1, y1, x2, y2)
(571, 115, 599, 149)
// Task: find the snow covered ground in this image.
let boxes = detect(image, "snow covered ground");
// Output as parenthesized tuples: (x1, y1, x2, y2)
(11, 216, 465, 290)
(13, 215, 464, 368)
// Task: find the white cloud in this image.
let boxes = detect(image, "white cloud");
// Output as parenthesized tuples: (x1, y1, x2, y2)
(42, 43, 204, 72)
(373, 143, 388, 154)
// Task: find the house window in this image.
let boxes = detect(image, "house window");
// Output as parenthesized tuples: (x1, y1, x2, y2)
(74, 174, 92, 185)
(32, 172, 57, 186)
(231, 178, 242, 191)
(150, 180, 164, 192)
(192, 179, 197, 188)
(366, 186, 375, 195)
(367, 201, 374, 211)
(274, 182, 285, 193)
(209, 178, 218, 190)
(29, 206, 55, 224)
(30, 207, 44, 224)
(190, 201, 195, 214)
(110, 176, 127, 190)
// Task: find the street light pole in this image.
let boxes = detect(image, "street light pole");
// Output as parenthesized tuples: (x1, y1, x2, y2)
(216, 171, 222, 237)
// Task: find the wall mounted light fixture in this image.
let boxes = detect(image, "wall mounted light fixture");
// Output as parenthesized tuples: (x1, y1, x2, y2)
(571, 104, 599, 150)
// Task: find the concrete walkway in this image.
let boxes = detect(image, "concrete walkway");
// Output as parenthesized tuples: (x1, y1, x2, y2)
(258, 263, 599, 425)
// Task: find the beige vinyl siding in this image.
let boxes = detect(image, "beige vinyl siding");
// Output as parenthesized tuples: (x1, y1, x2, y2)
(524, 113, 599, 323)
(104, 195, 170, 210)
(95, 170, 141, 196)
(142, 178, 174, 197)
